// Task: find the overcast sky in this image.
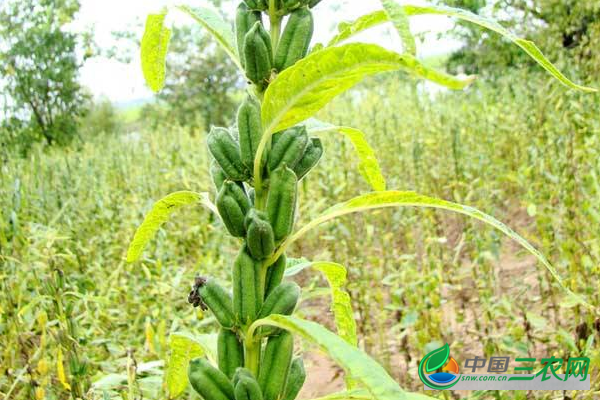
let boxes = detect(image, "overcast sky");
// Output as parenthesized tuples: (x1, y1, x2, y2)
(74, 0, 461, 103)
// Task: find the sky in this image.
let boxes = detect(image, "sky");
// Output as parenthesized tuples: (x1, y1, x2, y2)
(74, 0, 462, 104)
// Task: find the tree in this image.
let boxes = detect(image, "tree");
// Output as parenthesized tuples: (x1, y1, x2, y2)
(0, 0, 90, 148)
(156, 25, 241, 131)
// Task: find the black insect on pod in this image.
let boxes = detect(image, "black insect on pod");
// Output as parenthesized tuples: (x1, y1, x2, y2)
(243, 21, 273, 90)
(192, 278, 236, 329)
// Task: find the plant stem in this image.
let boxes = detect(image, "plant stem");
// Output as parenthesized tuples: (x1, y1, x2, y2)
(244, 261, 270, 376)
(244, 335, 260, 376)
(269, 1, 282, 52)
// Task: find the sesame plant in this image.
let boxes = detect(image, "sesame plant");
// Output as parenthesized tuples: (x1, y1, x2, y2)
(128, 1, 596, 399)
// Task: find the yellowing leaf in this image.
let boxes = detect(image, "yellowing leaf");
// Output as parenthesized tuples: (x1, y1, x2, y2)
(286, 261, 357, 347)
(166, 332, 217, 399)
(286, 260, 359, 389)
(126, 191, 216, 263)
(141, 12, 171, 93)
(35, 387, 45, 400)
(37, 358, 49, 376)
(145, 319, 156, 355)
(57, 348, 71, 391)
(308, 121, 386, 191)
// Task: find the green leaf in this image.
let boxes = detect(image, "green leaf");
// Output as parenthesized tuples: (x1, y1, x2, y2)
(141, 12, 171, 93)
(126, 191, 216, 263)
(286, 261, 357, 347)
(331, 3, 595, 92)
(166, 332, 217, 399)
(176, 5, 242, 71)
(380, 1, 416, 55)
(261, 43, 472, 135)
(403, 3, 595, 91)
(273, 191, 593, 311)
(250, 315, 436, 400)
(424, 343, 449, 373)
(307, 121, 386, 191)
(328, 11, 389, 47)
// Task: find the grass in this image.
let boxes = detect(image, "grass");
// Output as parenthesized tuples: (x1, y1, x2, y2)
(1, 71, 599, 399)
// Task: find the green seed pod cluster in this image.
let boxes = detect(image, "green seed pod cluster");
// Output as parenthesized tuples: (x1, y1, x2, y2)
(274, 8, 314, 71)
(259, 332, 294, 400)
(243, 0, 269, 11)
(217, 181, 252, 238)
(236, 4, 262, 68)
(189, 3, 326, 400)
(233, 247, 263, 325)
(280, 0, 324, 14)
(189, 358, 235, 400)
(218, 329, 245, 379)
(238, 95, 263, 170)
(282, 358, 306, 400)
(267, 165, 298, 240)
(268, 126, 309, 171)
(208, 127, 249, 182)
(245, 209, 275, 259)
(243, 22, 273, 89)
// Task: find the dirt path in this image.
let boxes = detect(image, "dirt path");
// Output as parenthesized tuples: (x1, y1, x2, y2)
(298, 351, 345, 399)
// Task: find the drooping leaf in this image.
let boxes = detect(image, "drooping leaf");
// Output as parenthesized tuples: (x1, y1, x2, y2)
(307, 121, 386, 191)
(57, 347, 71, 390)
(251, 315, 436, 400)
(403, 3, 595, 91)
(380, 0, 416, 55)
(424, 343, 449, 373)
(166, 332, 217, 399)
(261, 43, 473, 135)
(274, 191, 592, 310)
(328, 11, 389, 47)
(286, 262, 357, 347)
(126, 191, 216, 262)
(326, 4, 595, 92)
(141, 12, 171, 93)
(176, 5, 242, 71)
